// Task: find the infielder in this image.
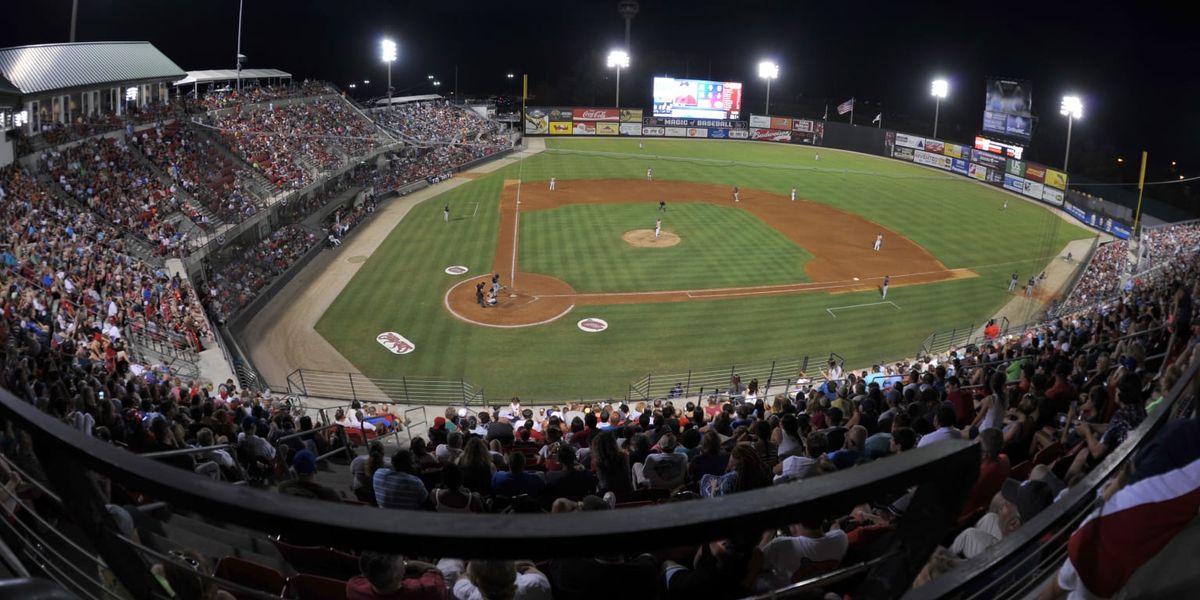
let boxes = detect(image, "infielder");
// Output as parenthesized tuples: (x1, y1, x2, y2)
(1025, 277, 1035, 297)
(790, 187, 797, 201)
(655, 218, 662, 238)
(733, 186, 740, 202)
(1008, 272, 1019, 292)
(646, 167, 653, 181)
(444, 204, 450, 222)
(881, 275, 891, 300)
(658, 200, 667, 212)
(549, 177, 556, 191)
(873, 233, 883, 252)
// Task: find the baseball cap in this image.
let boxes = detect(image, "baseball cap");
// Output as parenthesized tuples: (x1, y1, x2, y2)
(1001, 479, 1054, 523)
(433, 416, 446, 429)
(292, 449, 318, 475)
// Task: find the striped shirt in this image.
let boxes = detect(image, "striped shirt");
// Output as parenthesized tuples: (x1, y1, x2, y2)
(372, 468, 428, 510)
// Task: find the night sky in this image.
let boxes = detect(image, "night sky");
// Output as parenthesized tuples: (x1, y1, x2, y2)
(9, 0, 1198, 203)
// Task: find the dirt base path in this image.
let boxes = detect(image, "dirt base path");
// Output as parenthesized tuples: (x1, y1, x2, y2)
(445, 179, 976, 327)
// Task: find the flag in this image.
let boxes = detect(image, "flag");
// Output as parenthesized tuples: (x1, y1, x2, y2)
(872, 113, 881, 124)
(837, 98, 854, 115)
(822, 104, 828, 120)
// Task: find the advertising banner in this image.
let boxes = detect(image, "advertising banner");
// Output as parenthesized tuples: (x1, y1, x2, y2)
(748, 115, 771, 128)
(1005, 158, 1027, 177)
(972, 149, 1007, 170)
(986, 169, 1005, 184)
(665, 126, 688, 137)
(596, 122, 620, 136)
(619, 123, 642, 136)
(792, 119, 815, 133)
(644, 117, 745, 129)
(709, 128, 729, 139)
(572, 122, 596, 135)
(728, 129, 749, 139)
(619, 108, 643, 123)
(944, 143, 964, 158)
(524, 108, 551, 134)
(1044, 168, 1068, 190)
(895, 133, 925, 150)
(547, 108, 575, 122)
(1041, 186, 1064, 206)
(1024, 164, 1046, 183)
(1065, 202, 1087, 222)
(913, 149, 953, 170)
(924, 139, 946, 155)
(1108, 221, 1131, 239)
(892, 146, 916, 161)
(1003, 173, 1026, 193)
(750, 128, 791, 142)
(573, 108, 619, 121)
(969, 163, 988, 181)
(951, 158, 970, 175)
(1023, 180, 1044, 200)
(641, 126, 665, 136)
(549, 121, 573, 135)
(686, 127, 708, 138)
(770, 116, 793, 130)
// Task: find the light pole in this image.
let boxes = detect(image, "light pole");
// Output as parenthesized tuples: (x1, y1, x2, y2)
(758, 61, 779, 116)
(1060, 95, 1083, 173)
(381, 39, 397, 106)
(235, 0, 245, 92)
(930, 78, 948, 138)
(607, 50, 630, 108)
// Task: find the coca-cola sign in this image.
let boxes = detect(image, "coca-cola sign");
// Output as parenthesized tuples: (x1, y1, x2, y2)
(573, 108, 620, 121)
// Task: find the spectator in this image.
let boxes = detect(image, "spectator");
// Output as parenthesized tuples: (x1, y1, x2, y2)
(432, 464, 484, 513)
(701, 444, 773, 497)
(278, 449, 341, 502)
(756, 517, 849, 590)
(546, 494, 658, 599)
(458, 438, 496, 496)
(635, 433, 688, 489)
(917, 405, 963, 448)
(374, 450, 428, 510)
(348, 552, 447, 600)
(492, 451, 545, 497)
(689, 430, 730, 482)
(591, 431, 634, 494)
(661, 538, 759, 600)
(958, 428, 1011, 522)
(951, 479, 1054, 558)
(774, 431, 829, 484)
(825, 425, 868, 470)
(544, 445, 597, 498)
(448, 559, 551, 600)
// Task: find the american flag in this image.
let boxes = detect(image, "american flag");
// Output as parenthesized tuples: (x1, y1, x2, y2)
(837, 98, 855, 115)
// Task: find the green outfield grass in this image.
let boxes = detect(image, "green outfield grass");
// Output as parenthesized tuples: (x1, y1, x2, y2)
(314, 138, 1094, 401)
(519, 203, 813, 292)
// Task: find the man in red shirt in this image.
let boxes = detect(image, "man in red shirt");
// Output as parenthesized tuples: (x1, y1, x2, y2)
(945, 376, 975, 429)
(958, 428, 1011, 523)
(1044, 363, 1077, 415)
(347, 552, 447, 600)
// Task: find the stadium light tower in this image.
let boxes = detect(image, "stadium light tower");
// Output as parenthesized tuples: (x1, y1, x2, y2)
(617, 1, 640, 51)
(758, 61, 779, 116)
(381, 38, 398, 106)
(930, 78, 949, 138)
(1060, 95, 1083, 172)
(608, 50, 630, 109)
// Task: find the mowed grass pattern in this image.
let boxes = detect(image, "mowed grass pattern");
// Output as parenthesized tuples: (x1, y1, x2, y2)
(520, 203, 813, 292)
(315, 138, 1095, 400)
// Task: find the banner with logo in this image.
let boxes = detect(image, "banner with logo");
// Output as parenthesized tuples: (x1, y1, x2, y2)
(1022, 180, 1044, 200)
(986, 169, 1005, 184)
(665, 126, 688, 137)
(1107, 221, 1131, 239)
(924, 139, 946, 155)
(895, 133, 925, 150)
(573, 121, 596, 135)
(972, 149, 1007, 170)
(792, 119, 815, 133)
(893, 146, 915, 161)
(619, 123, 641, 136)
(770, 116, 793, 130)
(641, 126, 665, 136)
(686, 127, 708, 138)
(1024, 164, 1046, 183)
(1044, 168, 1068, 190)
(524, 109, 549, 134)
(596, 122, 620, 136)
(1065, 202, 1087, 222)
(913, 149, 953, 170)
(748, 114, 771, 128)
(1005, 158, 1027, 177)
(549, 121, 573, 135)
(944, 143, 964, 158)
(619, 108, 643, 123)
(1041, 186, 1064, 206)
(547, 107, 575, 122)
(969, 163, 988, 181)
(750, 128, 792, 142)
(728, 129, 749, 139)
(644, 117, 746, 129)
(573, 108, 619, 121)
(708, 128, 729, 139)
(1003, 173, 1026, 193)
(951, 158, 970, 175)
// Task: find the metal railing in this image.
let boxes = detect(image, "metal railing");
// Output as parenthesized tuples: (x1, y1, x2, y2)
(286, 368, 484, 406)
(626, 353, 846, 402)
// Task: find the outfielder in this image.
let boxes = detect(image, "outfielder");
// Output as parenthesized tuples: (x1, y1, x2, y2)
(733, 186, 740, 202)
(655, 218, 662, 238)
(1008, 272, 1019, 292)
(790, 187, 797, 201)
(549, 177, 556, 191)
(444, 204, 450, 222)
(881, 275, 891, 300)
(873, 233, 883, 252)
(1002, 199, 1008, 210)
(646, 167, 653, 181)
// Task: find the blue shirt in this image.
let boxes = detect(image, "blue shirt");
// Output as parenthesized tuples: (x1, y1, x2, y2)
(373, 468, 428, 509)
(491, 471, 545, 497)
(825, 449, 863, 471)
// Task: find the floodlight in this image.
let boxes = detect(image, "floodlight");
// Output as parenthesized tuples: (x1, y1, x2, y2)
(607, 50, 630, 69)
(930, 79, 949, 99)
(1060, 95, 1083, 119)
(758, 61, 779, 80)
(380, 39, 397, 63)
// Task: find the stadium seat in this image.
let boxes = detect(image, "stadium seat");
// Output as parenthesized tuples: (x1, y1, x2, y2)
(1033, 442, 1065, 466)
(214, 556, 286, 599)
(283, 574, 348, 600)
(1009, 460, 1034, 481)
(271, 540, 359, 581)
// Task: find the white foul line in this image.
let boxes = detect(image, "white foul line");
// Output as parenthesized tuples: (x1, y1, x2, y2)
(826, 301, 901, 318)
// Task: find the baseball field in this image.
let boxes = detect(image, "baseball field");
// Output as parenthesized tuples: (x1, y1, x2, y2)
(314, 138, 1093, 400)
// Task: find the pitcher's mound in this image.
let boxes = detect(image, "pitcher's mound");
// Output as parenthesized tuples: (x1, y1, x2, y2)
(623, 229, 680, 248)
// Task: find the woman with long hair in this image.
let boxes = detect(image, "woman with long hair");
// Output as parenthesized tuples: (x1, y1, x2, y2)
(458, 437, 496, 496)
(775, 414, 805, 461)
(590, 430, 633, 494)
(701, 443, 773, 497)
(971, 370, 1008, 433)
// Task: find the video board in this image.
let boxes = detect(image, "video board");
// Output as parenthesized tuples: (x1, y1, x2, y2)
(652, 77, 742, 120)
(982, 78, 1033, 140)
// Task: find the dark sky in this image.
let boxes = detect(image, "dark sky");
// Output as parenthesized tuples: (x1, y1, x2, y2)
(9, 0, 1199, 188)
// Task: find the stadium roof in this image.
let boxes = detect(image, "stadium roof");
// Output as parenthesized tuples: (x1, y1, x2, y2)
(0, 74, 19, 107)
(0, 41, 185, 97)
(174, 69, 293, 86)
(374, 94, 443, 106)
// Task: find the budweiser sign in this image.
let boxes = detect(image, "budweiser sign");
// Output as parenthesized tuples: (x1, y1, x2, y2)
(573, 108, 620, 121)
(376, 332, 416, 355)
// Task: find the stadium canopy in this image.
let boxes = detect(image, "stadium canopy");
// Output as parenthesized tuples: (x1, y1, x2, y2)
(0, 74, 19, 109)
(174, 69, 293, 87)
(374, 94, 442, 107)
(0, 41, 184, 100)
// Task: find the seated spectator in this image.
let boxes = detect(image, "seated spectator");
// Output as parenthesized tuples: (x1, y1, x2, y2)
(756, 517, 849, 591)
(486, 416, 516, 446)
(436, 432, 465, 466)
(546, 494, 659, 599)
(591, 431, 634, 494)
(689, 430, 730, 482)
(446, 559, 551, 600)
(825, 425, 868, 470)
(1065, 371, 1147, 482)
(492, 451, 545, 497)
(661, 538, 760, 600)
(237, 416, 276, 462)
(701, 444, 773, 497)
(278, 449, 341, 502)
(635, 434, 688, 489)
(544, 445, 597, 499)
(917, 405, 963, 448)
(773, 431, 829, 484)
(348, 552, 447, 600)
(432, 464, 485, 513)
(374, 450, 428, 510)
(951, 479, 1054, 558)
(351, 442, 386, 505)
(958, 428, 1011, 522)
(458, 438, 496, 496)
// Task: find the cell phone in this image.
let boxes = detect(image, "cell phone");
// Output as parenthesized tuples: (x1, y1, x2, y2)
(1057, 413, 1068, 426)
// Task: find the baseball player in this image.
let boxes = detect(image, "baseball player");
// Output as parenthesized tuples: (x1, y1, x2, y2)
(655, 218, 662, 238)
(646, 167, 653, 181)
(790, 187, 797, 201)
(815, 153, 821, 161)
(1002, 199, 1008, 210)
(1008, 272, 1019, 292)
(658, 200, 666, 212)
(881, 275, 891, 300)
(873, 233, 883, 252)
(733, 186, 740, 202)
(549, 177, 556, 191)
(638, 142, 644, 149)
(444, 204, 450, 222)
(1025, 277, 1035, 297)
(492, 273, 502, 297)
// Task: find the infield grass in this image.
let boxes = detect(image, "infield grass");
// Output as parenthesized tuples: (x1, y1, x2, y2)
(315, 138, 1094, 401)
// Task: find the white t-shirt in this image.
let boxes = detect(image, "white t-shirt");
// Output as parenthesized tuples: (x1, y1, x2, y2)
(757, 530, 849, 591)
(917, 426, 962, 448)
(453, 571, 552, 600)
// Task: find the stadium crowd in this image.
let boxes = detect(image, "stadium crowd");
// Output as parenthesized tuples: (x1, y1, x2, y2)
(202, 225, 319, 323)
(135, 121, 263, 224)
(192, 81, 336, 111)
(371, 100, 493, 143)
(1051, 240, 1128, 317)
